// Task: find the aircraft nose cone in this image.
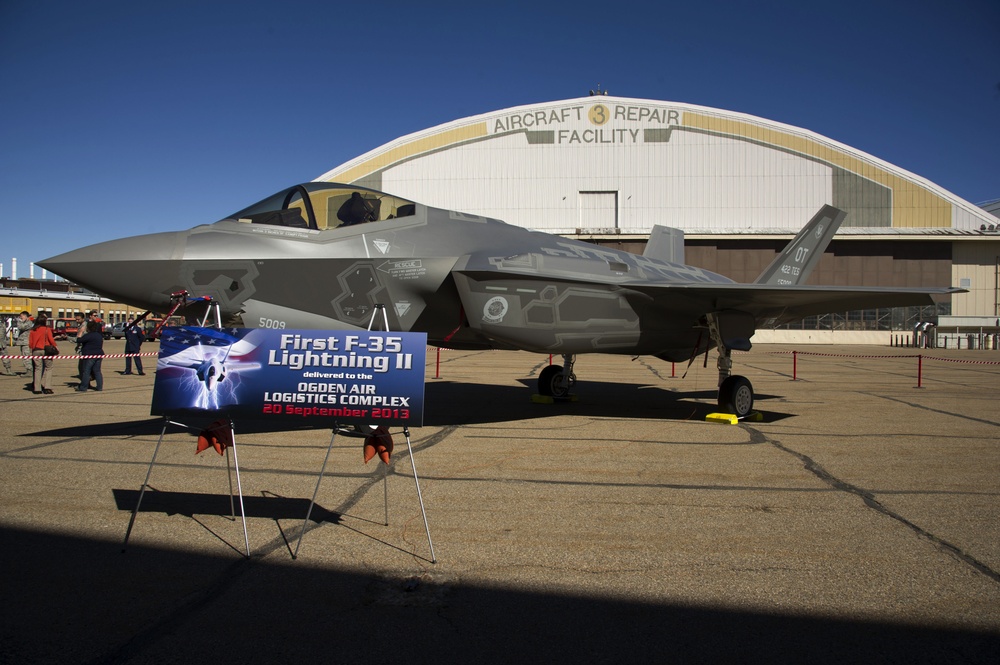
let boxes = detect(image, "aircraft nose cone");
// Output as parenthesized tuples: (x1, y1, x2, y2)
(39, 231, 186, 311)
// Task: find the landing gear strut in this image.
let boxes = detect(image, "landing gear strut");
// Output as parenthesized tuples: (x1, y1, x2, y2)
(707, 314, 755, 418)
(538, 354, 576, 398)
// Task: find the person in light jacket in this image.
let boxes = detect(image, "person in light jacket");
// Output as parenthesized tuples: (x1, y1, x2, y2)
(1, 318, 14, 375)
(14, 311, 34, 375)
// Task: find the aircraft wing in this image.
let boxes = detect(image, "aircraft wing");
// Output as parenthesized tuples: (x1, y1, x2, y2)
(625, 282, 961, 327)
(451, 263, 961, 358)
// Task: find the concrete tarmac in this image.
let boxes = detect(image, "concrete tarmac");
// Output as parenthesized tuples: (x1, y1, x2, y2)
(1, 341, 999, 663)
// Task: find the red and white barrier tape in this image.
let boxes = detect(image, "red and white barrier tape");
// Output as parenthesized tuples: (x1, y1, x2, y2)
(767, 350, 1000, 365)
(0, 352, 159, 360)
(768, 351, 918, 359)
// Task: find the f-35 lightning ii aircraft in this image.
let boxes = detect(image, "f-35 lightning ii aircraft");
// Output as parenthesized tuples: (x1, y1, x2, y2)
(40, 182, 960, 417)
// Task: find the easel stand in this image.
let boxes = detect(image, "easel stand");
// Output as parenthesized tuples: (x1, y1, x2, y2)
(294, 424, 436, 562)
(122, 417, 251, 558)
(289, 304, 435, 560)
(123, 303, 432, 561)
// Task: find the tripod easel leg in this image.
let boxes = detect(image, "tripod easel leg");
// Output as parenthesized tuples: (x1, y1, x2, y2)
(122, 418, 169, 552)
(226, 421, 250, 558)
(293, 427, 338, 559)
(122, 418, 250, 557)
(403, 426, 436, 563)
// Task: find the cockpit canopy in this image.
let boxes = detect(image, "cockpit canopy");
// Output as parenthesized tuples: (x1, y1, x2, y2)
(220, 183, 417, 231)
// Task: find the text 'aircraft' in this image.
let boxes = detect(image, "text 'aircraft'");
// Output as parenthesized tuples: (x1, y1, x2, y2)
(40, 182, 961, 417)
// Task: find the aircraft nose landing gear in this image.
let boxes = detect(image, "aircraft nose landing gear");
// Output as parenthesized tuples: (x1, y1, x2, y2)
(537, 354, 577, 399)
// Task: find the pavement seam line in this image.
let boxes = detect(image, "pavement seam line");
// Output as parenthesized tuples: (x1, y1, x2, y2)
(863, 392, 1000, 428)
(741, 424, 1000, 586)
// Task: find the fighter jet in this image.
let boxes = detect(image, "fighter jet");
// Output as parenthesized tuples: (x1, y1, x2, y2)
(40, 182, 960, 417)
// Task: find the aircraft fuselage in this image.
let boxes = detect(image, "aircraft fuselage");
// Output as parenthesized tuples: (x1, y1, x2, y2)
(40, 184, 732, 359)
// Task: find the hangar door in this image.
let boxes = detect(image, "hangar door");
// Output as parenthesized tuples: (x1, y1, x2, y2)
(579, 191, 617, 230)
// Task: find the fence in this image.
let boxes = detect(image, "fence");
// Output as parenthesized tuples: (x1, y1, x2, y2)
(773, 350, 1000, 388)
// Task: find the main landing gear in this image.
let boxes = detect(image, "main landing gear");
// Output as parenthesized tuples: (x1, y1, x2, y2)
(535, 349, 754, 418)
(708, 314, 755, 418)
(536, 312, 756, 418)
(718, 374, 754, 418)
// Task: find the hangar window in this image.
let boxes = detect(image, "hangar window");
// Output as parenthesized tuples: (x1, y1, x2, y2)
(222, 183, 416, 230)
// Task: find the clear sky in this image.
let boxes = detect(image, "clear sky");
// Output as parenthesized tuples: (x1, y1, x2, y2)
(1, 0, 997, 276)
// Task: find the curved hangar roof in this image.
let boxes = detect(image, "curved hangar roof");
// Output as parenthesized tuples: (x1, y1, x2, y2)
(317, 96, 992, 235)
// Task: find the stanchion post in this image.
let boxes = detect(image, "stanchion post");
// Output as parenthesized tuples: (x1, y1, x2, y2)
(435, 347, 441, 379)
(792, 350, 798, 381)
(671, 362, 675, 378)
(916, 354, 923, 389)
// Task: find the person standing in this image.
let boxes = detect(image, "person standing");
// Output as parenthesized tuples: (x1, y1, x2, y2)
(73, 313, 86, 378)
(14, 311, 34, 375)
(72, 313, 85, 339)
(123, 318, 145, 375)
(1, 318, 14, 375)
(76, 320, 104, 392)
(28, 314, 57, 394)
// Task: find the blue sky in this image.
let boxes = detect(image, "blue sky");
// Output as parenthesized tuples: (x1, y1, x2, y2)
(1, 0, 997, 275)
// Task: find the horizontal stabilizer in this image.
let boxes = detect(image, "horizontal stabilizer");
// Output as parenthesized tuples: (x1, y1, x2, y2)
(754, 206, 846, 286)
(643, 225, 685, 265)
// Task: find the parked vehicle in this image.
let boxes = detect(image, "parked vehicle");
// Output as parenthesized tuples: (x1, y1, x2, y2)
(139, 316, 183, 340)
(142, 318, 164, 340)
(53, 318, 80, 340)
(105, 322, 127, 340)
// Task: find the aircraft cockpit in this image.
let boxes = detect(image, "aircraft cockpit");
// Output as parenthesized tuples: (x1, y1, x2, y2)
(222, 183, 416, 231)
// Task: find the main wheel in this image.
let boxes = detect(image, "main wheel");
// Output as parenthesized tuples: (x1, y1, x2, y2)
(718, 375, 754, 417)
(538, 364, 575, 398)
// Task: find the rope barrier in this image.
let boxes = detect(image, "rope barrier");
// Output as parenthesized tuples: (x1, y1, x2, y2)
(766, 349, 1000, 387)
(920, 355, 1000, 366)
(767, 350, 1000, 366)
(768, 351, 918, 359)
(0, 352, 159, 361)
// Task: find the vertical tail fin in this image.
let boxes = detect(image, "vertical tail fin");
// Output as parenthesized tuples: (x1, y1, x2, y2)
(643, 225, 685, 264)
(754, 205, 846, 285)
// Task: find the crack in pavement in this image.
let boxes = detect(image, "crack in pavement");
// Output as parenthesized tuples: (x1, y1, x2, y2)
(864, 392, 1000, 428)
(741, 423, 1000, 586)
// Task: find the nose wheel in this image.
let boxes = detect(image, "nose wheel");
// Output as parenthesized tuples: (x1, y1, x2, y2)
(538, 354, 577, 398)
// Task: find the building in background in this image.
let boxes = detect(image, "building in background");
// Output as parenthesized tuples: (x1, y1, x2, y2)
(318, 96, 999, 344)
(1, 276, 146, 337)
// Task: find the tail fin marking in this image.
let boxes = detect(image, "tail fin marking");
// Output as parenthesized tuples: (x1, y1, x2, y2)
(754, 205, 847, 286)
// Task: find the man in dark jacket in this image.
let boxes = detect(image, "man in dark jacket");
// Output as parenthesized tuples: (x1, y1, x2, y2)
(76, 321, 105, 391)
(123, 318, 145, 375)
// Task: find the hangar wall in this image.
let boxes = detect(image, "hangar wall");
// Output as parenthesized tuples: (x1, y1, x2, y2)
(952, 242, 1000, 320)
(319, 96, 991, 234)
(317, 96, 999, 331)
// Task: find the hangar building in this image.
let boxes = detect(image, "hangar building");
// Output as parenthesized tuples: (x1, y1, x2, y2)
(317, 96, 999, 344)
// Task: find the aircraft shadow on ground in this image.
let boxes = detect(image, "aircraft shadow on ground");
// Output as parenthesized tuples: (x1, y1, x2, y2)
(420, 379, 792, 426)
(1, 525, 996, 664)
(24, 380, 793, 438)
